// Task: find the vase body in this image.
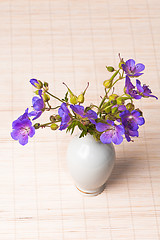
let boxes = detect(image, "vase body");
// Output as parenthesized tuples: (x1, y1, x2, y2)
(67, 134, 115, 196)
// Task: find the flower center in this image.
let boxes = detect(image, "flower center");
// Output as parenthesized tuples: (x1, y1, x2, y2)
(20, 126, 30, 136)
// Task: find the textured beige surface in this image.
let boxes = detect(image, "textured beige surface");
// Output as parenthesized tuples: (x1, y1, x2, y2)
(1, 0, 160, 239)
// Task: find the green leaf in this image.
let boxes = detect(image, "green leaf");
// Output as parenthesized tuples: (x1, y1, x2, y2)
(77, 122, 87, 132)
(79, 130, 87, 138)
(62, 91, 69, 103)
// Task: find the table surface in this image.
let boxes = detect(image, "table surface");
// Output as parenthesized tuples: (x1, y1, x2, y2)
(1, 0, 160, 239)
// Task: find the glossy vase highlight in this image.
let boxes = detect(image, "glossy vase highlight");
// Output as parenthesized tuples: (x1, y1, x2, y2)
(67, 134, 115, 196)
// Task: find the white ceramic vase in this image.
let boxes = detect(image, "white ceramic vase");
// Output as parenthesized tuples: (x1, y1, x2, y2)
(67, 134, 115, 196)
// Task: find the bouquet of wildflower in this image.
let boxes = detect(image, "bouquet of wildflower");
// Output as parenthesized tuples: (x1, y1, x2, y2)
(11, 55, 158, 146)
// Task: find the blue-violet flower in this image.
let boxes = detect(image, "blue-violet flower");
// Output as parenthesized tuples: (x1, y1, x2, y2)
(96, 120, 124, 145)
(120, 110, 145, 131)
(136, 79, 158, 99)
(58, 103, 71, 130)
(28, 90, 44, 120)
(11, 109, 35, 145)
(70, 104, 97, 124)
(122, 59, 145, 77)
(125, 76, 141, 99)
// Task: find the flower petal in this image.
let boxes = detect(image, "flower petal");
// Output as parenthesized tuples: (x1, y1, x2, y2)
(112, 133, 123, 145)
(85, 109, 97, 120)
(59, 122, 68, 131)
(30, 78, 39, 87)
(12, 119, 23, 129)
(125, 133, 131, 142)
(100, 132, 112, 144)
(125, 59, 135, 70)
(70, 105, 84, 116)
(137, 117, 145, 126)
(134, 63, 145, 73)
(33, 98, 44, 111)
(136, 79, 144, 93)
(116, 125, 125, 135)
(11, 129, 20, 140)
(128, 129, 139, 137)
(29, 126, 35, 137)
(19, 135, 28, 146)
(131, 110, 140, 118)
(32, 111, 42, 120)
(32, 96, 39, 106)
(59, 103, 70, 116)
(96, 122, 109, 132)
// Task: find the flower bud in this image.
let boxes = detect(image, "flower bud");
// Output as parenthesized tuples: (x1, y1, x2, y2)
(112, 106, 118, 114)
(35, 80, 43, 89)
(50, 115, 56, 122)
(44, 82, 48, 87)
(116, 97, 124, 105)
(42, 93, 50, 102)
(77, 93, 84, 103)
(55, 115, 61, 120)
(119, 60, 125, 69)
(126, 103, 135, 111)
(33, 123, 40, 129)
(109, 94, 119, 101)
(30, 79, 43, 89)
(50, 123, 58, 130)
(103, 79, 112, 88)
(106, 66, 115, 72)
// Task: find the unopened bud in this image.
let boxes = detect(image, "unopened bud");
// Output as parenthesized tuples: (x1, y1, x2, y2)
(116, 97, 124, 105)
(112, 106, 118, 114)
(33, 123, 40, 129)
(50, 115, 56, 122)
(35, 80, 43, 89)
(55, 115, 61, 120)
(126, 103, 135, 111)
(106, 66, 115, 72)
(44, 82, 48, 87)
(103, 79, 112, 88)
(109, 94, 119, 101)
(119, 60, 125, 69)
(77, 93, 84, 103)
(50, 123, 58, 130)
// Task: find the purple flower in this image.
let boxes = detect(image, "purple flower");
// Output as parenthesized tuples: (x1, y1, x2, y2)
(70, 105, 97, 124)
(120, 110, 145, 131)
(11, 109, 35, 145)
(96, 120, 124, 145)
(124, 128, 139, 142)
(120, 110, 145, 142)
(30, 78, 42, 88)
(122, 59, 145, 77)
(136, 80, 158, 99)
(125, 76, 141, 99)
(28, 90, 44, 120)
(58, 103, 71, 130)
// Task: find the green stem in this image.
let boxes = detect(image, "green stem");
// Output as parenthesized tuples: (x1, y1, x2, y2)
(45, 105, 61, 110)
(99, 69, 120, 109)
(46, 91, 64, 103)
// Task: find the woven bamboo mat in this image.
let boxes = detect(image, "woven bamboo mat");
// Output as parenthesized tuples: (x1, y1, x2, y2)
(0, 0, 160, 239)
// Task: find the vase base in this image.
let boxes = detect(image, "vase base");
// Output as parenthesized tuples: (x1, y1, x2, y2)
(76, 184, 105, 197)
